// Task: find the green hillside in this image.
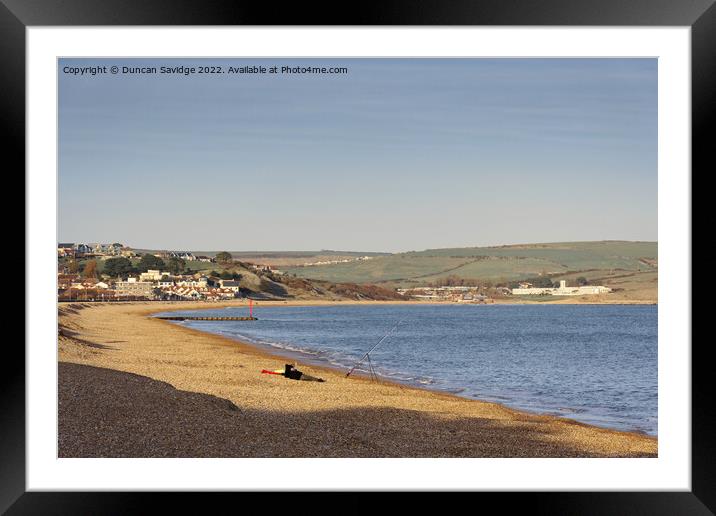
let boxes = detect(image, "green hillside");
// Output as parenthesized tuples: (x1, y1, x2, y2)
(414, 257, 569, 284)
(283, 256, 471, 284)
(284, 241, 657, 285)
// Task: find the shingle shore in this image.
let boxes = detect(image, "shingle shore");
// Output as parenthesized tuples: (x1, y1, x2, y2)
(58, 300, 657, 457)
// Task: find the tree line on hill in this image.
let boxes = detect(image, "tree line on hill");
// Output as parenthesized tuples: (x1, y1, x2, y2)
(65, 250, 239, 280)
(102, 254, 186, 277)
(63, 254, 186, 279)
(428, 274, 590, 289)
(427, 275, 494, 288)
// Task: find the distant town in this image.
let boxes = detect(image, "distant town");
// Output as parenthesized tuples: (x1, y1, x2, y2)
(57, 241, 620, 303)
(58, 242, 268, 302)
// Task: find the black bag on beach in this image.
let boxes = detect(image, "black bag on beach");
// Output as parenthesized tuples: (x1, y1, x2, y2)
(284, 364, 303, 380)
(284, 364, 325, 382)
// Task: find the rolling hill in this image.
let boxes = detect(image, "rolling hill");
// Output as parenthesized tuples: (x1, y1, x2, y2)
(283, 241, 658, 287)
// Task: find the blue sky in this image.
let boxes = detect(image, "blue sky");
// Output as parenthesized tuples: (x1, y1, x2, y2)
(58, 58, 657, 252)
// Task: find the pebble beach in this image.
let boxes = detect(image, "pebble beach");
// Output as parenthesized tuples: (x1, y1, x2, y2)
(58, 301, 658, 458)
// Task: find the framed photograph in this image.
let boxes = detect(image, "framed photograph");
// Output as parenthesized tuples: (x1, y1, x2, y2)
(10, 0, 709, 512)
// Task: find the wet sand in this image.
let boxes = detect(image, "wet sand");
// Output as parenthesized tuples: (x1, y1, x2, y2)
(58, 301, 657, 457)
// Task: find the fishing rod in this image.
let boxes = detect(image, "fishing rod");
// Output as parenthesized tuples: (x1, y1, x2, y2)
(345, 318, 404, 378)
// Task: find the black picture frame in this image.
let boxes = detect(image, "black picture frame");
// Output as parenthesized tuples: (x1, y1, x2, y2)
(7, 0, 708, 513)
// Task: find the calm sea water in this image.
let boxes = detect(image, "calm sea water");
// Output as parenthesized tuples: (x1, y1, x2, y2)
(156, 304, 657, 435)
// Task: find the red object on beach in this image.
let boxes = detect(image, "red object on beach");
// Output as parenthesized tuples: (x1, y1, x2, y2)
(261, 369, 282, 375)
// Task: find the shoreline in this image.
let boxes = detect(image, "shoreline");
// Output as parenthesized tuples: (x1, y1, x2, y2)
(58, 300, 657, 457)
(153, 303, 656, 436)
(59, 296, 657, 307)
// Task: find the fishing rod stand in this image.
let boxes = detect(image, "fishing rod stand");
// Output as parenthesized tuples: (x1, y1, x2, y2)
(365, 354, 379, 382)
(346, 318, 403, 380)
(345, 352, 379, 382)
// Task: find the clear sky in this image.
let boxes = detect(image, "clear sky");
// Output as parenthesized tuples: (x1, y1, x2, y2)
(58, 58, 657, 253)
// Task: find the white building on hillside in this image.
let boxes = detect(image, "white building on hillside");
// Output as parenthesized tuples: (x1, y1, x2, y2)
(139, 269, 170, 282)
(115, 279, 155, 298)
(512, 280, 611, 296)
(176, 276, 208, 288)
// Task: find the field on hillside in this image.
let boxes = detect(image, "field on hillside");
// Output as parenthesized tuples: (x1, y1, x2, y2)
(285, 241, 658, 286)
(182, 261, 215, 272)
(413, 257, 569, 285)
(284, 256, 472, 283)
(406, 241, 657, 270)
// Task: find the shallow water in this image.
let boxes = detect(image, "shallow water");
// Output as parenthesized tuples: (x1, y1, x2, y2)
(156, 304, 657, 435)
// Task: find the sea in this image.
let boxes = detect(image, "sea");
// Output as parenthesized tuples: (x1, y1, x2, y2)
(155, 303, 657, 436)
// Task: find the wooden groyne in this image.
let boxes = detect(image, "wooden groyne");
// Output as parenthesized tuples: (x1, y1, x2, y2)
(156, 316, 258, 321)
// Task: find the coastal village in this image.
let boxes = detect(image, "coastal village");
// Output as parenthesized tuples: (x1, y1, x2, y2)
(57, 243, 244, 302)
